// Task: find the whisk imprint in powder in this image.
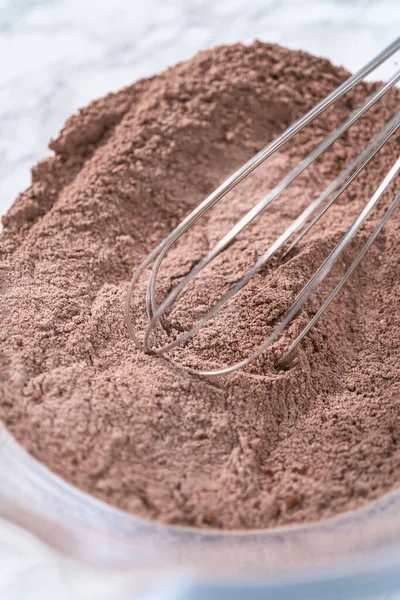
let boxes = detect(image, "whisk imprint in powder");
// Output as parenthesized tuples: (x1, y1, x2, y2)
(125, 37, 400, 376)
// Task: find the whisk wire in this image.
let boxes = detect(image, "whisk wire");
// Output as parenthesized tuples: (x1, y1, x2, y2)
(125, 38, 400, 376)
(125, 38, 400, 344)
(284, 112, 400, 257)
(145, 73, 400, 334)
(282, 188, 400, 363)
(147, 156, 400, 376)
(143, 76, 400, 354)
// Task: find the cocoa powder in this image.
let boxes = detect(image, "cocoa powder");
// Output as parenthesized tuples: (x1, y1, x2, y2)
(0, 42, 399, 530)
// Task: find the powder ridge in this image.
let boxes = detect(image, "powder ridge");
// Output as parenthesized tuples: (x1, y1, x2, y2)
(0, 42, 400, 529)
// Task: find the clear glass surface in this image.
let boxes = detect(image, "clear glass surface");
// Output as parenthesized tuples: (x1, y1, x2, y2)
(2, 423, 400, 599)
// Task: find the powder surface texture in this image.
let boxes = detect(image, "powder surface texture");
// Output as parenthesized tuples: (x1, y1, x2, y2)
(1, 42, 400, 529)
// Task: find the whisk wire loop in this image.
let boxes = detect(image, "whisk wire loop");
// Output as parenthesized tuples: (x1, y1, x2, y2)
(143, 76, 400, 353)
(125, 38, 400, 376)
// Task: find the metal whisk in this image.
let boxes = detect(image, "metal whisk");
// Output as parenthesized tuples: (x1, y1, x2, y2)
(125, 37, 400, 376)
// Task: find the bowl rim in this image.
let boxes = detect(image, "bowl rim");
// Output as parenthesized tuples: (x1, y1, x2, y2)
(2, 420, 400, 594)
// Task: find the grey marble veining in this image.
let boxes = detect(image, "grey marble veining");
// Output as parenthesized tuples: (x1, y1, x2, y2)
(0, 0, 399, 217)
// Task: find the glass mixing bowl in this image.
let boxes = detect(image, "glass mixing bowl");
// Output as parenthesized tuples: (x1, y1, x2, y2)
(1, 423, 400, 599)
(1, 2, 400, 598)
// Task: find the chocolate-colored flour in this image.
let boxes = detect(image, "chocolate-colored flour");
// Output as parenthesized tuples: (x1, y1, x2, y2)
(1, 42, 400, 530)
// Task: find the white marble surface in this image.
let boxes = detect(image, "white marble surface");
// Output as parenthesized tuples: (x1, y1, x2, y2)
(1, 0, 399, 217)
(0, 0, 399, 598)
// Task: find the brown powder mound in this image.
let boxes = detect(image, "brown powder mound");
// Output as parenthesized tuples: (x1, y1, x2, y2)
(1, 42, 400, 530)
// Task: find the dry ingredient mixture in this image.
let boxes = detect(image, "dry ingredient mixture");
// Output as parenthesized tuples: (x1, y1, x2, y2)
(1, 42, 400, 530)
